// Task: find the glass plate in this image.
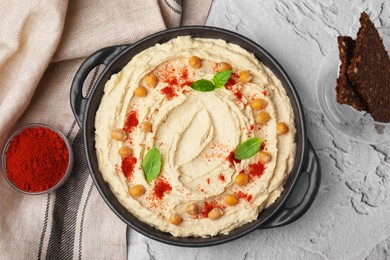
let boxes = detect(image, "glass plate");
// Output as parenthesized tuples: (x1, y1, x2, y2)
(316, 27, 390, 144)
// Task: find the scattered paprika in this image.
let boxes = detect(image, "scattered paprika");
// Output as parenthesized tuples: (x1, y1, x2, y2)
(4, 126, 69, 192)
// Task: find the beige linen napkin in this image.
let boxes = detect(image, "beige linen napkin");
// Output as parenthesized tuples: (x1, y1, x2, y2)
(0, 0, 211, 259)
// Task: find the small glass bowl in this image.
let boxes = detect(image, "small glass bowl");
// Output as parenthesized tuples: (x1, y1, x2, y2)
(1, 123, 73, 195)
(316, 27, 390, 144)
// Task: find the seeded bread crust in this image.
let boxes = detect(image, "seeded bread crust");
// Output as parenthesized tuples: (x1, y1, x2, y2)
(336, 36, 367, 111)
(347, 12, 390, 122)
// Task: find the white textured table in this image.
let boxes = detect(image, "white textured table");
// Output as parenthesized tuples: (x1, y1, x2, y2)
(128, 1, 390, 259)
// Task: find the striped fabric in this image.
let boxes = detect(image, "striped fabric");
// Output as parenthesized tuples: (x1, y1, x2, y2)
(0, 0, 211, 259)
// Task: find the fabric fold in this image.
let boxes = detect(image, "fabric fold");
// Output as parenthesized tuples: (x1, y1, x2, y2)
(0, 0, 68, 147)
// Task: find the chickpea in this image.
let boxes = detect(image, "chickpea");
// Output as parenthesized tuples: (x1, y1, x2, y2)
(130, 184, 146, 197)
(118, 146, 133, 158)
(145, 74, 157, 88)
(276, 122, 289, 135)
(169, 214, 183, 225)
(251, 98, 268, 110)
(217, 62, 232, 72)
(111, 129, 126, 141)
(139, 122, 152, 133)
(259, 151, 272, 164)
(239, 70, 252, 83)
(235, 173, 249, 186)
(134, 86, 147, 97)
(189, 56, 202, 68)
(208, 208, 224, 220)
(225, 194, 239, 206)
(255, 111, 270, 124)
(185, 203, 198, 215)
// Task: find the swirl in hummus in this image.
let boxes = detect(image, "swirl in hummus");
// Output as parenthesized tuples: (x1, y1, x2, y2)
(95, 36, 296, 237)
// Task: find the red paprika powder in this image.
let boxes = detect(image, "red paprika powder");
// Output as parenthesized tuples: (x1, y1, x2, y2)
(4, 126, 69, 192)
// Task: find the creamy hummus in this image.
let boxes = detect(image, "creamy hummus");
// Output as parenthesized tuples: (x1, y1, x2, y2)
(95, 36, 296, 237)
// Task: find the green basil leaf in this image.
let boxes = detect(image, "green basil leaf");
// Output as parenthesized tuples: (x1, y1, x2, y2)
(234, 138, 263, 160)
(191, 79, 215, 92)
(142, 147, 162, 181)
(213, 70, 232, 88)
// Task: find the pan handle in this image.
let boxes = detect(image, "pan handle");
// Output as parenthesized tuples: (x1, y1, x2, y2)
(70, 45, 129, 127)
(260, 141, 321, 229)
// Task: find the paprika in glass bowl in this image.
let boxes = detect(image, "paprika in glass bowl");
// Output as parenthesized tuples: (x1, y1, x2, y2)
(1, 124, 73, 194)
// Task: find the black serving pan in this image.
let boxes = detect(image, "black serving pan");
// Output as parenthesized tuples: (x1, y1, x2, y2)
(70, 26, 321, 247)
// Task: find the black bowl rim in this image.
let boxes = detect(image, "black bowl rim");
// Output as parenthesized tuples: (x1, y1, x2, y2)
(81, 25, 307, 247)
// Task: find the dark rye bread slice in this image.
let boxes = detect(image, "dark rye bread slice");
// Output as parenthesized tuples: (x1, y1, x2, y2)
(336, 36, 367, 111)
(347, 12, 390, 122)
